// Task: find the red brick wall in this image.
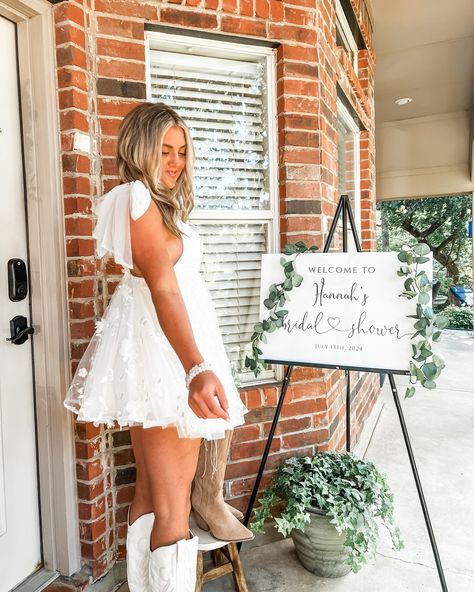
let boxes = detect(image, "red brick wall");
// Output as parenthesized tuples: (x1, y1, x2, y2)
(54, 0, 377, 581)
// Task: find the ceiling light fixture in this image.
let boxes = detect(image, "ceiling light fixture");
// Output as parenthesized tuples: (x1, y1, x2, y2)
(395, 97, 413, 106)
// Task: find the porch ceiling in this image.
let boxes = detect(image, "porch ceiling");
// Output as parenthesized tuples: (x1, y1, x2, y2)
(373, 0, 474, 124)
(372, 0, 474, 199)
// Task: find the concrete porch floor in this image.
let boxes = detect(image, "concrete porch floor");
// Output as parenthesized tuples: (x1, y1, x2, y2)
(118, 330, 474, 591)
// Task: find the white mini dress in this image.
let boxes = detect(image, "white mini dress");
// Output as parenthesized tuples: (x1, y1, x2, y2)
(64, 180, 249, 440)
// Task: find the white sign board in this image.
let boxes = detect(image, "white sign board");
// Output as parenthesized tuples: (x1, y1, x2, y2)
(259, 252, 431, 373)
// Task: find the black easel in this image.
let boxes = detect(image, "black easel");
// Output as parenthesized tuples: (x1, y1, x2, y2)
(238, 195, 448, 592)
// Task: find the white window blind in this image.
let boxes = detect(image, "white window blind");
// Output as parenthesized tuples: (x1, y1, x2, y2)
(147, 37, 278, 385)
(196, 221, 271, 381)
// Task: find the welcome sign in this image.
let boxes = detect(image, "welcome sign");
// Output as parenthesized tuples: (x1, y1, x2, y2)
(259, 252, 431, 373)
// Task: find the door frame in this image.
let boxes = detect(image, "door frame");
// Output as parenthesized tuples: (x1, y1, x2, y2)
(0, 0, 81, 579)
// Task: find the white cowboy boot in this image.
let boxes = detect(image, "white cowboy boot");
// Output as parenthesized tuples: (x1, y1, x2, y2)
(149, 531, 199, 592)
(126, 511, 154, 592)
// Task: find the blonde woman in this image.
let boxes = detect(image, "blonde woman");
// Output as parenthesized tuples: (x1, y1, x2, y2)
(64, 103, 253, 591)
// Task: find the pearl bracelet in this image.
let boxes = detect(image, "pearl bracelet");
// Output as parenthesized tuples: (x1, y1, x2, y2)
(185, 361, 213, 388)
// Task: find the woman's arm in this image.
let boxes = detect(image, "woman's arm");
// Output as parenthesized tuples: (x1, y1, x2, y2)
(129, 202, 229, 421)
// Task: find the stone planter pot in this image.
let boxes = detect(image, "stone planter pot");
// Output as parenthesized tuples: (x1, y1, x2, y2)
(290, 506, 351, 578)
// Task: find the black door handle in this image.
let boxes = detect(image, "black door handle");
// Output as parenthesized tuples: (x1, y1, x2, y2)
(6, 315, 35, 345)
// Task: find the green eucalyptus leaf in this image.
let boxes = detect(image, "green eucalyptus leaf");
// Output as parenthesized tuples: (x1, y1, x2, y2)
(422, 307, 434, 319)
(419, 273, 430, 287)
(419, 344, 433, 358)
(414, 318, 428, 330)
(264, 298, 275, 309)
(435, 315, 449, 329)
(421, 363, 437, 380)
(292, 273, 304, 287)
(418, 292, 430, 305)
(413, 243, 430, 256)
(416, 367, 426, 382)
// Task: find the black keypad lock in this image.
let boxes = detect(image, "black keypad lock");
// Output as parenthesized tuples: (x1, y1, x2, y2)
(8, 258, 28, 301)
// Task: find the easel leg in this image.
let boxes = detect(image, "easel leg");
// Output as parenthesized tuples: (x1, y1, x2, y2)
(237, 364, 294, 553)
(388, 374, 448, 592)
(346, 370, 351, 452)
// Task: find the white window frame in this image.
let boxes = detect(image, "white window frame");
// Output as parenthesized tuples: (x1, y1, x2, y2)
(145, 31, 281, 386)
(336, 0, 359, 75)
(337, 97, 361, 235)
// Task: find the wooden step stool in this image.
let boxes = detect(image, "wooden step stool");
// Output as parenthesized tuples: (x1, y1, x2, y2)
(190, 512, 249, 592)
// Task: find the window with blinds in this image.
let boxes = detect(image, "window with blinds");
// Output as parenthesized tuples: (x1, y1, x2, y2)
(336, 0, 359, 75)
(336, 98, 361, 252)
(147, 35, 278, 385)
(149, 50, 270, 211)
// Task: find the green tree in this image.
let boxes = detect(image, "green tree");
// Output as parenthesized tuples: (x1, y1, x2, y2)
(377, 195, 472, 288)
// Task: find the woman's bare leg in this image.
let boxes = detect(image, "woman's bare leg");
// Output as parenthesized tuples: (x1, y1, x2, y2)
(129, 427, 154, 525)
(138, 425, 201, 549)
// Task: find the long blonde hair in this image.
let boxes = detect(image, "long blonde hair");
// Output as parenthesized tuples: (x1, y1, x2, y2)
(116, 102, 195, 237)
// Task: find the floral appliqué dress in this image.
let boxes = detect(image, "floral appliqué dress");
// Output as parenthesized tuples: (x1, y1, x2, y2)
(64, 180, 248, 440)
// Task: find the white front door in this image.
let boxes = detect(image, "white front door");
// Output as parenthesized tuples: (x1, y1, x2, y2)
(0, 15, 42, 591)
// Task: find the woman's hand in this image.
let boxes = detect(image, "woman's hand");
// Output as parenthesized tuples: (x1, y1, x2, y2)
(188, 371, 230, 421)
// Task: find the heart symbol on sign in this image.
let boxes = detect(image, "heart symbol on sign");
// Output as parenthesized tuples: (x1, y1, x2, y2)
(327, 317, 341, 330)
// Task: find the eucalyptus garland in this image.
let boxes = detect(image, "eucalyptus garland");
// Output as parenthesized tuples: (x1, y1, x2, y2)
(397, 243, 448, 398)
(244, 241, 317, 377)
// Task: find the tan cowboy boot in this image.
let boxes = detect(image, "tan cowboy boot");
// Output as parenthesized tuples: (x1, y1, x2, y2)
(228, 503, 244, 522)
(191, 460, 244, 522)
(191, 430, 254, 542)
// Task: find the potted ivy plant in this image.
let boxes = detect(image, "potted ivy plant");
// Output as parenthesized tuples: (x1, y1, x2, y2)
(250, 452, 404, 576)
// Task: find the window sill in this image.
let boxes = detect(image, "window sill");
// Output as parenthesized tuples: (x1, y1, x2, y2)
(238, 378, 282, 393)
